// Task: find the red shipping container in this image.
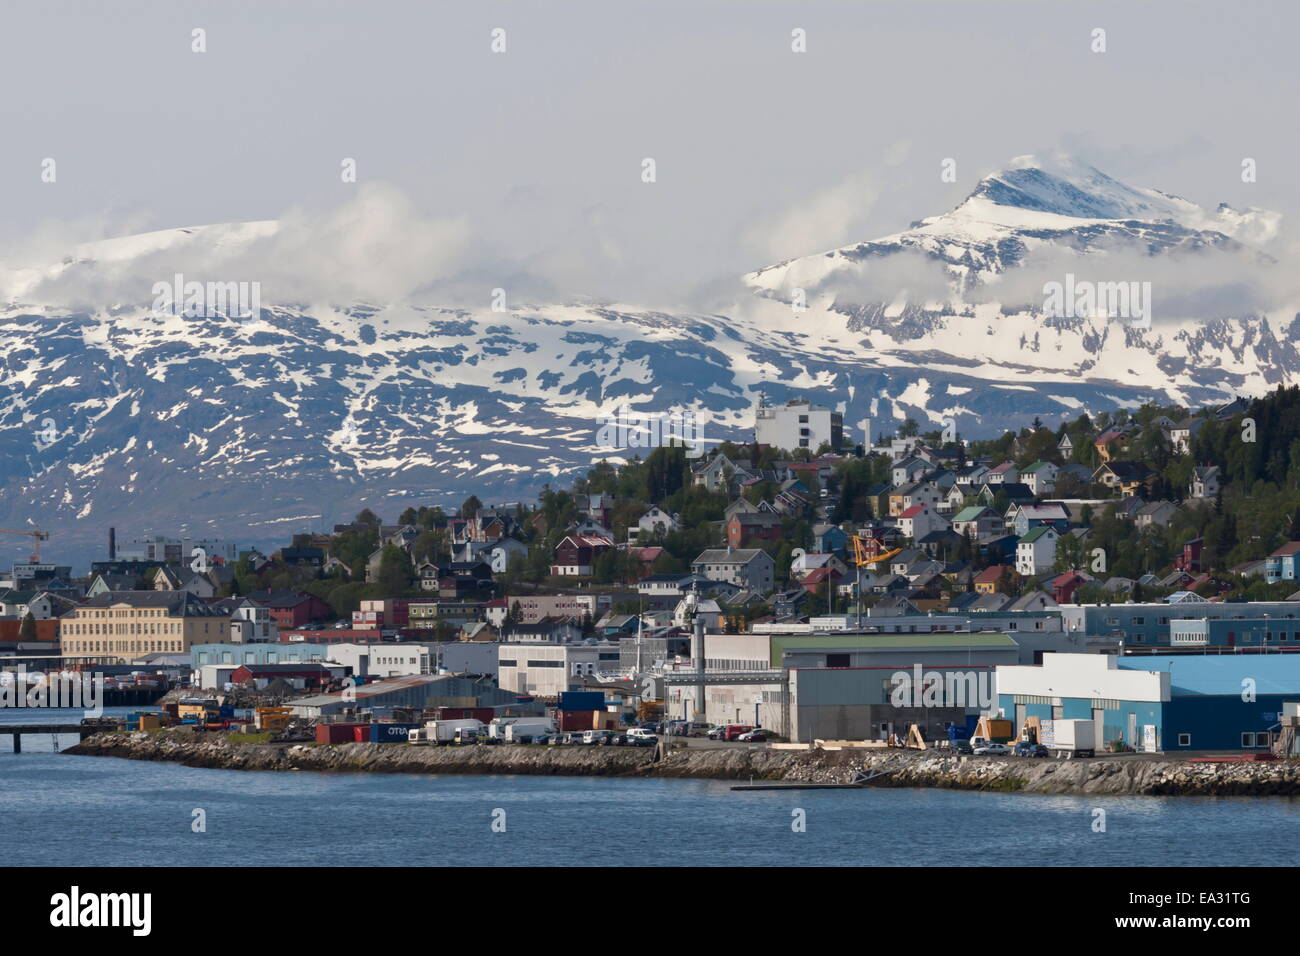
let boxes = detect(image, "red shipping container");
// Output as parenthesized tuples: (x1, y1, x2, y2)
(315, 722, 368, 745)
(558, 710, 598, 731)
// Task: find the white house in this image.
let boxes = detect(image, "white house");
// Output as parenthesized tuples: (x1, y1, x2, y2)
(984, 462, 1019, 485)
(1020, 461, 1059, 496)
(897, 504, 948, 542)
(1190, 466, 1221, 500)
(633, 506, 680, 542)
(1016, 526, 1059, 576)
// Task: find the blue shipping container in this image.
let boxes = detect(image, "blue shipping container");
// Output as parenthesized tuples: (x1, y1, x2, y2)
(371, 722, 419, 743)
(560, 691, 604, 711)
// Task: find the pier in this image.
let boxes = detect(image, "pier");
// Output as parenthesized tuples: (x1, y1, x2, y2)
(1, 723, 110, 753)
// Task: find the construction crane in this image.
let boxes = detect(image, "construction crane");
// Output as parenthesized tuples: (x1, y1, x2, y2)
(849, 535, 904, 627)
(0, 528, 50, 562)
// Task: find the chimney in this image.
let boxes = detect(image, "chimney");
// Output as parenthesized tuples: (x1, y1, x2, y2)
(109, 527, 116, 561)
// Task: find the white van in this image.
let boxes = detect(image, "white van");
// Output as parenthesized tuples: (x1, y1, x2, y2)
(583, 729, 613, 745)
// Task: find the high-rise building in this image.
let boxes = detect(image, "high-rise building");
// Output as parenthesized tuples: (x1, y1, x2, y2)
(754, 397, 843, 452)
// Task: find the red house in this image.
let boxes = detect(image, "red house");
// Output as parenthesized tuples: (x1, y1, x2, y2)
(1048, 570, 1091, 604)
(549, 535, 614, 577)
(726, 512, 783, 549)
(1173, 537, 1204, 573)
(799, 566, 843, 594)
(248, 590, 333, 630)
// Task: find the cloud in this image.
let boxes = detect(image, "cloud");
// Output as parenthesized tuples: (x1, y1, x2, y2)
(739, 163, 897, 267)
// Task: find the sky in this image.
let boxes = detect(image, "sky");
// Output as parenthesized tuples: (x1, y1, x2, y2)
(1, 0, 1297, 310)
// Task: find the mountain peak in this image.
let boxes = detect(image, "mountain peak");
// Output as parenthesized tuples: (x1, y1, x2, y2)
(961, 153, 1197, 223)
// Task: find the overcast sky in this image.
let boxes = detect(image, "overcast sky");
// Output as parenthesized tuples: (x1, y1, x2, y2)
(1, 0, 1296, 307)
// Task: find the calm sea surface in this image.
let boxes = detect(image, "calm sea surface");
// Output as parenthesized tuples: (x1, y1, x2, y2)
(3, 708, 1298, 866)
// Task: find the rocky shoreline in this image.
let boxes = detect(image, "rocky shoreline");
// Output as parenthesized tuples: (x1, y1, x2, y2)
(64, 730, 1300, 797)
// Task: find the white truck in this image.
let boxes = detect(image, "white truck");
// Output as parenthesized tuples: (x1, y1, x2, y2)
(407, 718, 486, 745)
(1042, 718, 1096, 759)
(503, 718, 556, 743)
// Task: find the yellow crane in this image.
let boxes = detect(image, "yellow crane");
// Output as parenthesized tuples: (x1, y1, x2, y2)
(0, 528, 50, 562)
(849, 535, 904, 627)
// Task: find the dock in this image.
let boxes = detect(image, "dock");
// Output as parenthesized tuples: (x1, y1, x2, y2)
(1, 723, 109, 753)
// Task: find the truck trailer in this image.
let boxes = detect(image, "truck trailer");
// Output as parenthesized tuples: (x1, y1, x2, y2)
(408, 718, 486, 745)
(1042, 718, 1096, 759)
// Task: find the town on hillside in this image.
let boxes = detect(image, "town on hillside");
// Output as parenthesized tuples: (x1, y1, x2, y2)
(6, 385, 1300, 754)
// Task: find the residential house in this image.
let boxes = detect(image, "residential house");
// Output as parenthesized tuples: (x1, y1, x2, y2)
(1173, 538, 1204, 573)
(812, 523, 849, 555)
(1094, 461, 1155, 496)
(633, 506, 680, 542)
(1093, 428, 1130, 462)
(897, 504, 948, 542)
(550, 534, 616, 577)
(984, 462, 1019, 486)
(1015, 526, 1059, 576)
(891, 456, 930, 487)
(1169, 417, 1204, 456)
(1135, 500, 1178, 529)
(691, 548, 776, 593)
(1190, 466, 1221, 500)
(1006, 503, 1069, 537)
(727, 512, 784, 549)
(1020, 461, 1059, 496)
(973, 566, 1008, 595)
(1266, 542, 1300, 584)
(951, 505, 1000, 541)
(246, 590, 333, 630)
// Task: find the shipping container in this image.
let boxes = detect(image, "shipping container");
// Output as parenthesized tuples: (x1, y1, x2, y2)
(560, 691, 605, 711)
(371, 722, 419, 744)
(315, 722, 369, 745)
(557, 710, 598, 731)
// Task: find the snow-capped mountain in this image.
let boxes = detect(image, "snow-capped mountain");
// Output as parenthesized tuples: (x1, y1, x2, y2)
(0, 155, 1295, 559)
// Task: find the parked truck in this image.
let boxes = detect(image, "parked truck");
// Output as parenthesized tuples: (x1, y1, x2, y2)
(408, 718, 486, 745)
(1042, 718, 1096, 759)
(503, 718, 556, 743)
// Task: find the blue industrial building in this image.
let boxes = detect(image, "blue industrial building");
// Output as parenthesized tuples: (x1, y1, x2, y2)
(1060, 601, 1300, 647)
(996, 653, 1300, 752)
(192, 643, 330, 668)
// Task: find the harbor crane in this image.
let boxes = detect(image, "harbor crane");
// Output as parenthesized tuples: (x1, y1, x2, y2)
(0, 528, 51, 562)
(849, 535, 904, 627)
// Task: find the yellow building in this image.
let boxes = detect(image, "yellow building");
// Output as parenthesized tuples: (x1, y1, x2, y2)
(61, 591, 231, 662)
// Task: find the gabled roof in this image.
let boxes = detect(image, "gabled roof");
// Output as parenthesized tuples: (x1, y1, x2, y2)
(1019, 525, 1058, 544)
(1098, 461, 1154, 480)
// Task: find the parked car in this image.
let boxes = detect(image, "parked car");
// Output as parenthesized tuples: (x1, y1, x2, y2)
(737, 728, 770, 742)
(627, 728, 658, 742)
(972, 742, 1012, 756)
(628, 734, 656, 747)
(1013, 742, 1050, 758)
(948, 739, 974, 755)
(714, 725, 753, 741)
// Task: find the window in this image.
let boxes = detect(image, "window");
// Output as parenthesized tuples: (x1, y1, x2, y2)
(826, 653, 850, 668)
(1178, 733, 1191, 747)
